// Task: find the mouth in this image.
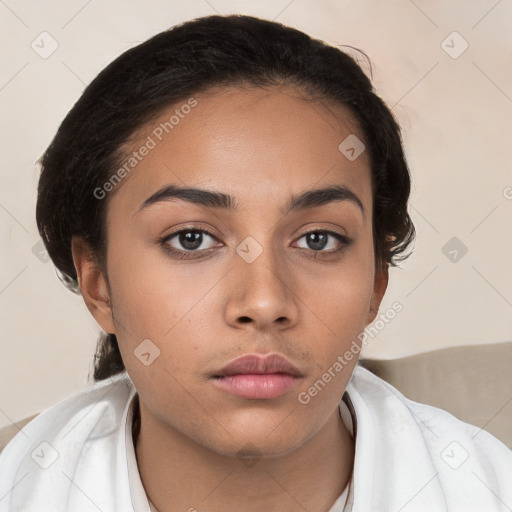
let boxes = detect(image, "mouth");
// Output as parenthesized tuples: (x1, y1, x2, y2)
(210, 353, 304, 399)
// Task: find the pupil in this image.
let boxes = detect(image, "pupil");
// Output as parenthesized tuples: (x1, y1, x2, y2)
(308, 232, 327, 250)
(180, 231, 202, 250)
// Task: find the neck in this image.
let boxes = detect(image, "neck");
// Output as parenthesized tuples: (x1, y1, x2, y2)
(133, 396, 354, 512)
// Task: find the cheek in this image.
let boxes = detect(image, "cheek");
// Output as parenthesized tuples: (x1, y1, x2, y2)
(305, 239, 375, 325)
(294, 268, 375, 417)
(300, 245, 375, 369)
(106, 234, 200, 334)
(302, 276, 372, 374)
(105, 234, 218, 374)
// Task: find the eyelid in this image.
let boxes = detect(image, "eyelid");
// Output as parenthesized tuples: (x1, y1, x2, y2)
(159, 225, 221, 247)
(160, 226, 348, 243)
(298, 226, 348, 240)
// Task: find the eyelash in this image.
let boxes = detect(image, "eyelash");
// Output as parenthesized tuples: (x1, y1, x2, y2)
(158, 226, 353, 260)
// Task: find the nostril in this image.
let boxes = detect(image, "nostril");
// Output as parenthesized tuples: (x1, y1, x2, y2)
(239, 316, 252, 323)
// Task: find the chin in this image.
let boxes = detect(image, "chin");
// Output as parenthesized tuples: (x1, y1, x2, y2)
(209, 435, 304, 462)
(202, 414, 309, 460)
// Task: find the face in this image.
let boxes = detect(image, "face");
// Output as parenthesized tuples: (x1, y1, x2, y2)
(75, 84, 388, 458)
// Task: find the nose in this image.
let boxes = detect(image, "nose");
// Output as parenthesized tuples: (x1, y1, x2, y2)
(223, 238, 300, 331)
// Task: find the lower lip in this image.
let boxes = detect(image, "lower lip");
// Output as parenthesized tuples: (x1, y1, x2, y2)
(211, 373, 301, 399)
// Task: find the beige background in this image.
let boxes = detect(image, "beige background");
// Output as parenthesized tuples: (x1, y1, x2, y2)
(0, 0, 511, 430)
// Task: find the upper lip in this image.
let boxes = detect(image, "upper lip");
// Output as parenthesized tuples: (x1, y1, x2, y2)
(214, 353, 304, 378)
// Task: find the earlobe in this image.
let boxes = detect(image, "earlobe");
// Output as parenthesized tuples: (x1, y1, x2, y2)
(71, 236, 116, 335)
(367, 262, 389, 324)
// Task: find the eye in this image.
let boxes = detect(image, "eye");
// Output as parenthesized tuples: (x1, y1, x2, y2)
(294, 229, 352, 253)
(160, 228, 221, 255)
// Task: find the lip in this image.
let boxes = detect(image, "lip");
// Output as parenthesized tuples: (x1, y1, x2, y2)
(211, 353, 304, 399)
(214, 353, 303, 378)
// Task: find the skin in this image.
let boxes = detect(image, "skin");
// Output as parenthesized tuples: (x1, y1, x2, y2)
(72, 84, 388, 512)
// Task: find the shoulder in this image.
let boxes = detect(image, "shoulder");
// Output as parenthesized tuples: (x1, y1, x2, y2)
(347, 365, 512, 509)
(0, 372, 134, 473)
(350, 364, 512, 455)
(0, 372, 137, 510)
(0, 414, 38, 456)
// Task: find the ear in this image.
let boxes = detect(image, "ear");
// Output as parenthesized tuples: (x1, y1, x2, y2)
(367, 262, 389, 324)
(71, 236, 116, 335)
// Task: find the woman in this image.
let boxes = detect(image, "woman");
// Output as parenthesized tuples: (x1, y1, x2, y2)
(0, 14, 510, 512)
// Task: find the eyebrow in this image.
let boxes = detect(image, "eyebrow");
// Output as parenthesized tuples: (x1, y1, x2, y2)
(136, 183, 365, 218)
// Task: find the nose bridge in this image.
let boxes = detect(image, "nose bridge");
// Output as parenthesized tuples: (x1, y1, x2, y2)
(237, 233, 287, 294)
(226, 232, 298, 327)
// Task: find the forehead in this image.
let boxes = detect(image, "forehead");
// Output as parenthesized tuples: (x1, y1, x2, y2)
(107, 84, 373, 218)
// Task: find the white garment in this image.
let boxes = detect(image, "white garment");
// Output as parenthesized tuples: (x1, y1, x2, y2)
(0, 365, 511, 511)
